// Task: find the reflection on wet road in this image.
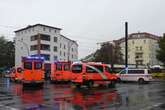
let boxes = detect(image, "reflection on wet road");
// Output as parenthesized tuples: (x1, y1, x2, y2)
(0, 78, 165, 110)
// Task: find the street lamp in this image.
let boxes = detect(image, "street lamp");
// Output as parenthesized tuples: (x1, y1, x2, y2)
(17, 40, 29, 56)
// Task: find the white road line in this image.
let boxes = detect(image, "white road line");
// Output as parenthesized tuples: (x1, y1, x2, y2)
(0, 104, 19, 110)
(140, 102, 163, 110)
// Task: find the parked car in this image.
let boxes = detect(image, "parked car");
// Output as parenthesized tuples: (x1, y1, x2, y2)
(116, 68, 152, 84)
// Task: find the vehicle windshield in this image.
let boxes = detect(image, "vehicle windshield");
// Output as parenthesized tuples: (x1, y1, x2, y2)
(56, 63, 62, 71)
(72, 64, 82, 73)
(105, 66, 113, 73)
(24, 62, 32, 70)
(34, 62, 42, 69)
(64, 64, 70, 71)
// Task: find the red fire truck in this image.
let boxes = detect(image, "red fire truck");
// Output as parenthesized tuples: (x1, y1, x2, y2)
(22, 56, 45, 87)
(50, 61, 72, 83)
(71, 62, 118, 88)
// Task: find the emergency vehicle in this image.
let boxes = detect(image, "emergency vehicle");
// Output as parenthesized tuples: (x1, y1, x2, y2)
(50, 61, 72, 83)
(117, 68, 152, 84)
(9, 67, 23, 82)
(71, 62, 118, 88)
(22, 56, 45, 86)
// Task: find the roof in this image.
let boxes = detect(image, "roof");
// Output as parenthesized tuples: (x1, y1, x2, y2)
(14, 24, 62, 33)
(117, 32, 161, 44)
(60, 35, 78, 46)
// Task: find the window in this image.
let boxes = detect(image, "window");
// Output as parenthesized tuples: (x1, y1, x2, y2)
(56, 64, 62, 70)
(114, 68, 124, 73)
(72, 54, 73, 58)
(54, 37, 58, 42)
(140, 46, 142, 51)
(72, 64, 82, 73)
(60, 51, 62, 56)
(40, 34, 50, 41)
(64, 52, 65, 57)
(136, 46, 139, 50)
(43, 27, 46, 31)
(41, 44, 50, 51)
(64, 45, 66, 49)
(31, 35, 38, 41)
(144, 40, 146, 43)
(34, 62, 42, 69)
(128, 70, 144, 74)
(30, 45, 38, 51)
(49, 29, 51, 32)
(54, 56, 58, 60)
(86, 65, 103, 73)
(54, 30, 56, 33)
(54, 46, 57, 52)
(28, 29, 31, 32)
(72, 48, 74, 52)
(60, 43, 62, 48)
(119, 69, 126, 74)
(24, 62, 32, 70)
(105, 66, 113, 73)
(64, 64, 70, 71)
(132, 40, 134, 44)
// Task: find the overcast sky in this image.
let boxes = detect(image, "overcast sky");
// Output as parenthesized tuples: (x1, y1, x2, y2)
(0, 0, 165, 59)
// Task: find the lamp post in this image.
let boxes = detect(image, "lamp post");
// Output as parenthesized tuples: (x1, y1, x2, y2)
(17, 40, 29, 56)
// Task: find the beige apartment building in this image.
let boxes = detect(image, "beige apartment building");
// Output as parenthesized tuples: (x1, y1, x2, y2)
(118, 32, 161, 66)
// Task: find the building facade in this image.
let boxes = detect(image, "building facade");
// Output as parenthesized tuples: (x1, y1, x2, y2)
(15, 24, 78, 66)
(118, 32, 161, 66)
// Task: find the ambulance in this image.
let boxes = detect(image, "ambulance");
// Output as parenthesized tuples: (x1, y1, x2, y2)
(22, 56, 45, 86)
(50, 61, 72, 83)
(71, 62, 118, 88)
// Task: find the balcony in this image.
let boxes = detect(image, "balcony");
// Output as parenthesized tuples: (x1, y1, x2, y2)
(135, 56, 143, 61)
(135, 49, 143, 54)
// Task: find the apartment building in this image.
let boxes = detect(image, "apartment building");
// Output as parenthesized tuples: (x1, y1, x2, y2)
(14, 24, 78, 66)
(118, 32, 161, 66)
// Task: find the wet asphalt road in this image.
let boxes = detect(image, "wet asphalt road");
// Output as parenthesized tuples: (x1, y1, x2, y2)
(0, 78, 165, 110)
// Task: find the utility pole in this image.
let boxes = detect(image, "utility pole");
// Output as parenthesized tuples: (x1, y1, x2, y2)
(125, 22, 128, 69)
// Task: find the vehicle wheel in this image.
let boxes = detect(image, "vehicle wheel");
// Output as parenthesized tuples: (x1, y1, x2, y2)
(117, 78, 121, 83)
(76, 84, 81, 88)
(108, 80, 116, 88)
(50, 80, 55, 84)
(138, 78, 144, 84)
(87, 81, 93, 88)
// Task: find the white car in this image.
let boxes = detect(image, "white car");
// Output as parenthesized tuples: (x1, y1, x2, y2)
(117, 69, 152, 84)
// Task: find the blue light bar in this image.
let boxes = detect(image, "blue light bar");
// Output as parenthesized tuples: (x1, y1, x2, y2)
(22, 55, 44, 62)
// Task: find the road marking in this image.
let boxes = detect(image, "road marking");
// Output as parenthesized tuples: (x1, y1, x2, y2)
(140, 102, 164, 110)
(0, 104, 19, 110)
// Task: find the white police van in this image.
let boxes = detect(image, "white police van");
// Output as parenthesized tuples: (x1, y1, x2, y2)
(117, 68, 152, 84)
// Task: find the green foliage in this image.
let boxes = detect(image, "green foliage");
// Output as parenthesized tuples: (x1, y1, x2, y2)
(94, 42, 123, 65)
(156, 34, 165, 66)
(0, 36, 15, 67)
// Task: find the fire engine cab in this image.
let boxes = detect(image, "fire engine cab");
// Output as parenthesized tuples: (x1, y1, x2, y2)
(71, 62, 117, 88)
(22, 56, 45, 87)
(50, 61, 72, 83)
